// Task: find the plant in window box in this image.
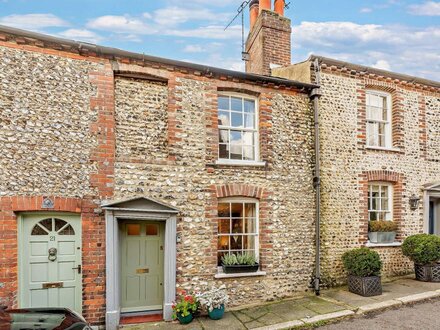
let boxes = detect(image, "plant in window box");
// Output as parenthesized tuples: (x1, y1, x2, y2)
(402, 234, 440, 282)
(172, 290, 199, 324)
(221, 253, 259, 274)
(368, 220, 398, 244)
(342, 247, 382, 297)
(197, 285, 229, 320)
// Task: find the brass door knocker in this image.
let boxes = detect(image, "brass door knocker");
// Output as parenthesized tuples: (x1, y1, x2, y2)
(48, 248, 57, 261)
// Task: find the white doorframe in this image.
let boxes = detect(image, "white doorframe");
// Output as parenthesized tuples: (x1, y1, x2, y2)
(104, 205, 177, 330)
(424, 191, 440, 234)
(18, 212, 82, 312)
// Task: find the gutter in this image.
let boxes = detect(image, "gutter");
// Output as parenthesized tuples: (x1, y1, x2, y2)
(0, 24, 317, 91)
(310, 58, 322, 296)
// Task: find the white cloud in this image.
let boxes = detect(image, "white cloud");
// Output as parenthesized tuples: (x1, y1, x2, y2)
(153, 7, 229, 26)
(57, 29, 103, 43)
(292, 21, 440, 80)
(183, 44, 205, 53)
(0, 14, 69, 30)
(408, 1, 440, 16)
(87, 13, 242, 40)
(87, 15, 155, 35)
(360, 7, 373, 13)
(372, 59, 392, 71)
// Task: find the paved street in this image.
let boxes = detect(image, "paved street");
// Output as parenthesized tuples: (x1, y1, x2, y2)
(320, 297, 440, 330)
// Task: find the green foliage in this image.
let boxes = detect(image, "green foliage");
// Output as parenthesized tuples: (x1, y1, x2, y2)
(342, 247, 382, 277)
(221, 252, 257, 266)
(221, 254, 238, 266)
(369, 220, 398, 232)
(172, 290, 198, 319)
(402, 234, 440, 265)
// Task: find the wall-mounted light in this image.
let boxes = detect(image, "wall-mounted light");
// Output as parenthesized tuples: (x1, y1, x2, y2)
(409, 194, 421, 210)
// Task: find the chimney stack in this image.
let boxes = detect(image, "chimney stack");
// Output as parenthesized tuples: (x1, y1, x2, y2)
(259, 0, 271, 12)
(249, 0, 259, 31)
(274, 0, 285, 16)
(245, 0, 292, 75)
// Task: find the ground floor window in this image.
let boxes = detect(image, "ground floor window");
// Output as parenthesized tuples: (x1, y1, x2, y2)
(217, 198, 259, 265)
(368, 182, 393, 221)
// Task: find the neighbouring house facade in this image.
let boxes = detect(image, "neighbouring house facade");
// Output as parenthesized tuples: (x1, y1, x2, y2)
(274, 55, 440, 284)
(0, 15, 318, 329)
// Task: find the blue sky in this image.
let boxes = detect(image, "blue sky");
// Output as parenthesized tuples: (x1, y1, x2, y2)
(0, 0, 439, 80)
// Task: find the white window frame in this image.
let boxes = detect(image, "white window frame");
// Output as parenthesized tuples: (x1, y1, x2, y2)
(366, 90, 392, 149)
(217, 197, 259, 264)
(217, 92, 261, 164)
(368, 182, 393, 221)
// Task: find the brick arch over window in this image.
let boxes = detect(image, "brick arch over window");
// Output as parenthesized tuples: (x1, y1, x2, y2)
(357, 81, 404, 151)
(214, 183, 264, 199)
(359, 171, 405, 243)
(206, 183, 273, 272)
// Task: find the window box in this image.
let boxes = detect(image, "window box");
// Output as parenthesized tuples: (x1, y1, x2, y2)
(368, 231, 396, 244)
(222, 264, 259, 274)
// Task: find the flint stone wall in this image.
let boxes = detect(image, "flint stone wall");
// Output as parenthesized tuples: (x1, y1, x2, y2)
(0, 45, 101, 197)
(318, 71, 440, 283)
(114, 76, 316, 306)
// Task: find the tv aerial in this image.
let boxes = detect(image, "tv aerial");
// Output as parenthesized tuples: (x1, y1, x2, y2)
(224, 1, 292, 62)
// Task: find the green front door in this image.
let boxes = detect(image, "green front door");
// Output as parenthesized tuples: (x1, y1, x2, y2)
(121, 221, 165, 313)
(21, 214, 82, 313)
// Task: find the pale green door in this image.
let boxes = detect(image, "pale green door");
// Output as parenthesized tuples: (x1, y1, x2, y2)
(21, 214, 82, 313)
(121, 221, 164, 313)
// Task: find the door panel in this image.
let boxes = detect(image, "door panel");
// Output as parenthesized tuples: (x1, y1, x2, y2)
(21, 214, 82, 313)
(121, 221, 164, 312)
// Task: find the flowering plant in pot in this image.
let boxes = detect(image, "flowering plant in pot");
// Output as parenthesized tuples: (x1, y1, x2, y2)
(402, 234, 440, 282)
(368, 220, 398, 244)
(197, 285, 229, 320)
(342, 247, 382, 297)
(221, 252, 259, 274)
(172, 290, 198, 324)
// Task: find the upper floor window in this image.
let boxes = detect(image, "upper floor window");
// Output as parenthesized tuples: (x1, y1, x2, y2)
(368, 183, 393, 221)
(366, 91, 392, 148)
(218, 94, 258, 161)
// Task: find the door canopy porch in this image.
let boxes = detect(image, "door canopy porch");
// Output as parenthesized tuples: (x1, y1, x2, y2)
(103, 196, 179, 330)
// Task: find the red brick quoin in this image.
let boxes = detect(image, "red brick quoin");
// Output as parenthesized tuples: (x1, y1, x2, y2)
(205, 183, 273, 272)
(359, 170, 404, 243)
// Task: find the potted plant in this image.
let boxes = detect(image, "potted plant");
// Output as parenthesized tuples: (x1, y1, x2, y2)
(368, 220, 398, 243)
(197, 285, 229, 320)
(342, 247, 382, 297)
(172, 290, 198, 324)
(221, 252, 259, 274)
(402, 234, 440, 282)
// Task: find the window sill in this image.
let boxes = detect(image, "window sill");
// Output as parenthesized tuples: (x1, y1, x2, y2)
(214, 267, 266, 279)
(365, 146, 401, 153)
(365, 241, 402, 247)
(215, 160, 266, 167)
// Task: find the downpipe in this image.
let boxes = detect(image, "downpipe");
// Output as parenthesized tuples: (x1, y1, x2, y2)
(310, 58, 322, 296)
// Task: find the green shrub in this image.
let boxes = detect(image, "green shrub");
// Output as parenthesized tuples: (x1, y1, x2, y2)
(402, 234, 440, 265)
(369, 220, 398, 232)
(342, 247, 382, 277)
